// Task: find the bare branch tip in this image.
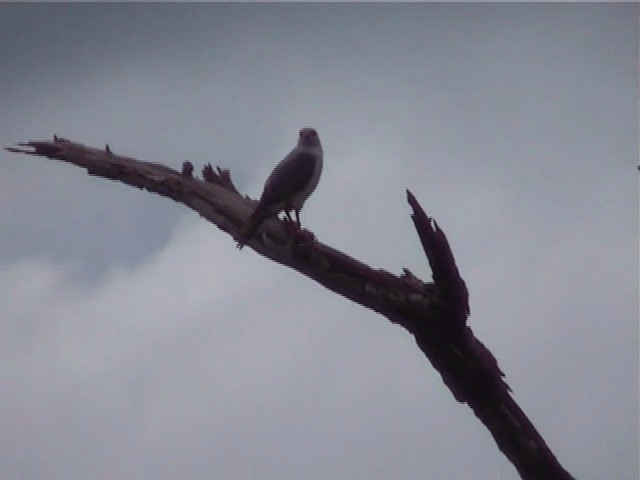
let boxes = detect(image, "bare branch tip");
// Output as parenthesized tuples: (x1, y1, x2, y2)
(5, 142, 37, 154)
(406, 189, 416, 205)
(181, 161, 194, 177)
(202, 163, 215, 183)
(406, 189, 431, 220)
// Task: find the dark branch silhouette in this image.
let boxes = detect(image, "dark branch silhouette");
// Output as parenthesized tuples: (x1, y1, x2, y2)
(5, 137, 575, 480)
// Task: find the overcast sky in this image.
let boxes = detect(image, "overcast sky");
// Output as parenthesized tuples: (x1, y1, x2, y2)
(1, 4, 638, 479)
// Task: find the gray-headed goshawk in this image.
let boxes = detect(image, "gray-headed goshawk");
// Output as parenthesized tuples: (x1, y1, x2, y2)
(237, 127, 323, 248)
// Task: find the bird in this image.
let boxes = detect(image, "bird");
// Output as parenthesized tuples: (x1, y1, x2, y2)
(237, 127, 323, 249)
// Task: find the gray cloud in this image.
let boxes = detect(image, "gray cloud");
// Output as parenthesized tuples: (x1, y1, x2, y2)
(1, 3, 637, 479)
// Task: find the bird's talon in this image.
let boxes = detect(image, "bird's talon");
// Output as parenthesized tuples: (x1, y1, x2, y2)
(293, 227, 315, 243)
(284, 220, 300, 234)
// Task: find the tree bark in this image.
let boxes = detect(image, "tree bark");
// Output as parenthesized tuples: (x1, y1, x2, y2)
(5, 137, 575, 480)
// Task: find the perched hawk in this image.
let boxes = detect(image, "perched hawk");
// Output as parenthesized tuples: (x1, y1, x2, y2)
(237, 127, 323, 248)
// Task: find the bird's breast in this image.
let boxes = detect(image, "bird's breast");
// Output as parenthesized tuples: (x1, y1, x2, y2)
(292, 153, 323, 209)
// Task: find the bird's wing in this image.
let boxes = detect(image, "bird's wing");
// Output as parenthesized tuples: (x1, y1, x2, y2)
(258, 151, 317, 208)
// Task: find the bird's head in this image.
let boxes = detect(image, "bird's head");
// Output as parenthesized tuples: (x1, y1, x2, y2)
(297, 127, 322, 150)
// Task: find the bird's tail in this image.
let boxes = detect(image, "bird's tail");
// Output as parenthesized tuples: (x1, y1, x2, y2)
(236, 209, 268, 249)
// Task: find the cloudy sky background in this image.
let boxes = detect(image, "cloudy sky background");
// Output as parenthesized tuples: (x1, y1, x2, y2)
(1, 4, 637, 479)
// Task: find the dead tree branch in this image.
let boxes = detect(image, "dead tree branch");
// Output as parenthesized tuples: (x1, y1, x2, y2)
(5, 137, 575, 480)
